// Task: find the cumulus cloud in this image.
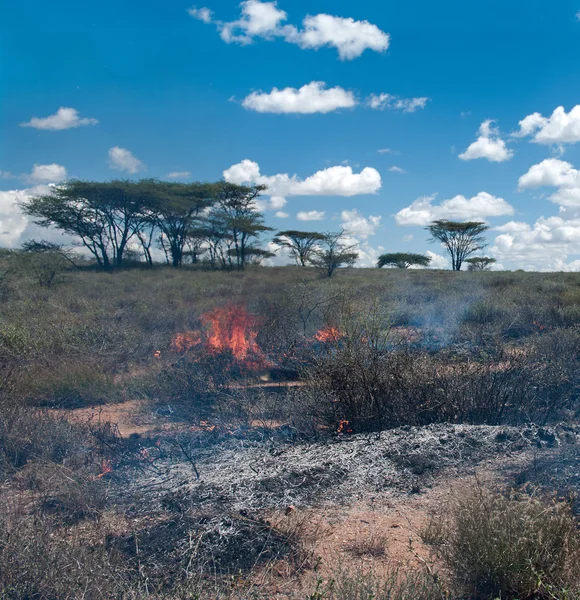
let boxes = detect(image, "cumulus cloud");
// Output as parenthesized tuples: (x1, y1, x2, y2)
(0, 189, 35, 246)
(367, 93, 428, 113)
(297, 210, 325, 221)
(21, 107, 98, 131)
(242, 81, 356, 114)
(275, 211, 289, 218)
(459, 120, 514, 162)
(424, 250, 448, 269)
(341, 209, 381, 239)
(0, 185, 75, 248)
(395, 192, 514, 226)
(287, 13, 390, 60)
(187, 6, 213, 23)
(166, 171, 191, 179)
(223, 159, 382, 197)
(517, 158, 580, 210)
(189, 0, 389, 60)
(514, 106, 580, 145)
(491, 215, 580, 271)
(388, 166, 406, 174)
(108, 147, 145, 174)
(28, 163, 67, 183)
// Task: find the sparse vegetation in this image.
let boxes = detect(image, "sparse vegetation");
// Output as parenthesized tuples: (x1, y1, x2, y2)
(1, 263, 580, 598)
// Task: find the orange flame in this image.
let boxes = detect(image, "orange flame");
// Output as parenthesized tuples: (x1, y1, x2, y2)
(202, 304, 262, 361)
(170, 330, 202, 353)
(170, 303, 269, 370)
(337, 419, 352, 434)
(314, 326, 343, 343)
(96, 459, 113, 479)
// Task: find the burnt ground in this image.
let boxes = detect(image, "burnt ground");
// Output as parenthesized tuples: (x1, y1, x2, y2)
(125, 421, 580, 513)
(96, 421, 580, 594)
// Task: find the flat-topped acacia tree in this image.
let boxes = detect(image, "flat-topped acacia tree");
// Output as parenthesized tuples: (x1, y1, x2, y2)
(426, 220, 489, 271)
(465, 256, 497, 271)
(377, 252, 431, 269)
(272, 230, 326, 266)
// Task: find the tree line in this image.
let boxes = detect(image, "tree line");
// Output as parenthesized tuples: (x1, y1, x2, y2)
(21, 179, 497, 275)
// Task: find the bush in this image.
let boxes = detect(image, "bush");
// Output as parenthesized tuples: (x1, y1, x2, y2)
(433, 483, 580, 600)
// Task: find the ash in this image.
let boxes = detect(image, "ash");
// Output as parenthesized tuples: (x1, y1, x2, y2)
(127, 422, 580, 513)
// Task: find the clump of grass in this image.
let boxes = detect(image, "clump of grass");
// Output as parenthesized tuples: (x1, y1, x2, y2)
(431, 483, 580, 600)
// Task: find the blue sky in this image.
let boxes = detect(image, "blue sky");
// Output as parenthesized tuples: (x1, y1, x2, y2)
(2, 0, 580, 269)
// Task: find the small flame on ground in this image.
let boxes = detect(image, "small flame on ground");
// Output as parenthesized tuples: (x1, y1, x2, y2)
(96, 458, 113, 479)
(170, 331, 203, 353)
(337, 419, 352, 434)
(202, 304, 262, 361)
(314, 326, 343, 343)
(170, 303, 269, 370)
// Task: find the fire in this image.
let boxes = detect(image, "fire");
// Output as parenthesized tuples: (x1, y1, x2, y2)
(96, 458, 113, 479)
(202, 304, 262, 360)
(170, 331, 202, 353)
(170, 303, 269, 369)
(314, 326, 343, 343)
(337, 419, 352, 434)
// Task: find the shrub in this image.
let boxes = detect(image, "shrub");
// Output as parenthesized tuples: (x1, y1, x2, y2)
(434, 483, 580, 600)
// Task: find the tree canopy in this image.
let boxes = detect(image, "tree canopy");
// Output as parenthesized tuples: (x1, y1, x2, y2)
(377, 252, 431, 269)
(20, 179, 271, 270)
(309, 230, 358, 278)
(272, 230, 326, 266)
(426, 220, 489, 271)
(465, 256, 497, 271)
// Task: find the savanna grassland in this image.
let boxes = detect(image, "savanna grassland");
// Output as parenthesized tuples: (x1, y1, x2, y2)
(2, 259, 580, 599)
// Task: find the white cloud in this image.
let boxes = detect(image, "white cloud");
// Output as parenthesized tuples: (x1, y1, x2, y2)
(402, 234, 414, 242)
(166, 171, 191, 179)
(0, 170, 14, 179)
(518, 158, 580, 209)
(424, 250, 448, 269)
(191, 1, 389, 60)
(287, 13, 390, 60)
(368, 93, 428, 113)
(0, 189, 35, 246)
(395, 192, 514, 226)
(341, 209, 381, 239)
(491, 215, 580, 271)
(275, 211, 289, 218)
(297, 210, 325, 221)
(242, 81, 356, 114)
(518, 158, 580, 191)
(187, 6, 213, 23)
(269, 195, 286, 209)
(108, 146, 145, 174)
(377, 148, 400, 155)
(28, 163, 67, 183)
(21, 107, 98, 131)
(514, 106, 580, 145)
(388, 165, 406, 174)
(459, 119, 514, 162)
(223, 159, 381, 196)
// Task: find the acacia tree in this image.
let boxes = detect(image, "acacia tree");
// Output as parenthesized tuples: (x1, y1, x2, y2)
(141, 180, 216, 267)
(272, 230, 326, 266)
(465, 256, 497, 271)
(427, 220, 489, 271)
(21, 180, 149, 268)
(377, 252, 431, 269)
(310, 230, 359, 278)
(215, 182, 272, 270)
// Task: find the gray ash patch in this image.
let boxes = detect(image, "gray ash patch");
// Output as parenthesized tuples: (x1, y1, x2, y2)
(127, 423, 580, 513)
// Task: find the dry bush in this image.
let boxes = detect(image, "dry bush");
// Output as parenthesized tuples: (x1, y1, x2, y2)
(308, 565, 445, 600)
(429, 483, 580, 600)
